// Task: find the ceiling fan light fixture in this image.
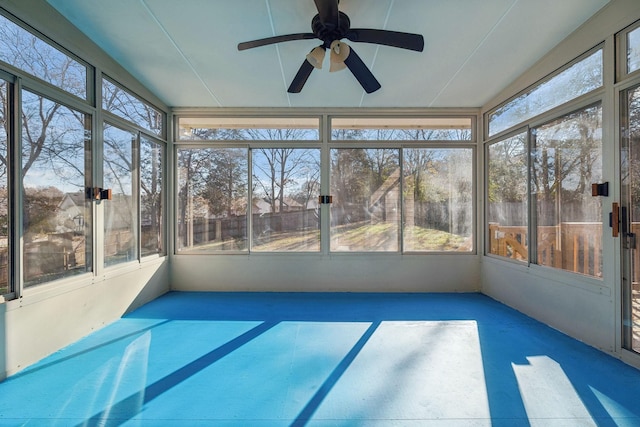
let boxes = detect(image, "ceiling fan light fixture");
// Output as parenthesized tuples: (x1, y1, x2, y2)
(329, 40, 349, 72)
(305, 46, 325, 69)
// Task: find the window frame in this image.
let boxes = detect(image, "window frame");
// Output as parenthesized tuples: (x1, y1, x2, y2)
(0, 9, 91, 103)
(173, 112, 478, 256)
(329, 115, 476, 143)
(0, 8, 169, 302)
(484, 127, 530, 265)
(174, 144, 251, 255)
(485, 95, 605, 282)
(102, 120, 139, 268)
(486, 45, 604, 140)
(102, 75, 165, 139)
(177, 115, 322, 142)
(17, 81, 95, 292)
(529, 102, 604, 277)
(0, 71, 16, 300)
(139, 133, 166, 259)
(616, 19, 640, 82)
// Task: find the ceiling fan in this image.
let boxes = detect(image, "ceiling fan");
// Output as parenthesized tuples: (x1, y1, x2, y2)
(238, 0, 424, 94)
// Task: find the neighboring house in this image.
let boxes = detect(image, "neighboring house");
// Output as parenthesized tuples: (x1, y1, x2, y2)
(57, 191, 87, 234)
(253, 196, 307, 214)
(57, 191, 134, 234)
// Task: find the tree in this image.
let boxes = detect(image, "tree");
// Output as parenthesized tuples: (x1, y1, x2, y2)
(140, 139, 163, 253)
(203, 148, 247, 217)
(177, 149, 213, 246)
(253, 148, 317, 214)
(531, 105, 602, 224)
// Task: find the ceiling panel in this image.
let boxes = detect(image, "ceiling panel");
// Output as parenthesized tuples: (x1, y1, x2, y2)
(433, 0, 611, 107)
(45, 0, 610, 109)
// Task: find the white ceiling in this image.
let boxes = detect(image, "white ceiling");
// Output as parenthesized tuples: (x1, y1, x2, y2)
(45, 0, 610, 109)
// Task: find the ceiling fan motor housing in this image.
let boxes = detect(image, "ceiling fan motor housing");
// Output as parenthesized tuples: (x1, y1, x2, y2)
(312, 11, 350, 47)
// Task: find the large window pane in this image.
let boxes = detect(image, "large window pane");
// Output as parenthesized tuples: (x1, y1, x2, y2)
(403, 148, 473, 252)
(252, 148, 320, 251)
(489, 49, 603, 136)
(330, 148, 400, 252)
(140, 137, 163, 257)
(332, 117, 472, 141)
(487, 133, 528, 261)
(103, 124, 137, 266)
(628, 26, 640, 74)
(178, 117, 319, 141)
(0, 80, 8, 294)
(0, 14, 87, 99)
(103, 78, 162, 137)
(532, 104, 602, 278)
(177, 148, 248, 252)
(22, 90, 91, 286)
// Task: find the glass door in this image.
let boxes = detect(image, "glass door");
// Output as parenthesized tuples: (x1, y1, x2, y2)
(621, 83, 640, 354)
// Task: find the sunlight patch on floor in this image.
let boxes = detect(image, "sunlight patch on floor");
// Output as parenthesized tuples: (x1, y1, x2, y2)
(513, 356, 596, 427)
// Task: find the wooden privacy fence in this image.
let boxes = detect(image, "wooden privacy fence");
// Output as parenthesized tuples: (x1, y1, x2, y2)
(183, 209, 319, 246)
(489, 222, 604, 278)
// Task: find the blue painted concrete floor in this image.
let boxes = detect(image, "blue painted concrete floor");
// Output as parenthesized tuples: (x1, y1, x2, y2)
(1, 292, 640, 426)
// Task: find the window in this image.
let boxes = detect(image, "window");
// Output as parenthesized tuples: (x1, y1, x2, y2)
(175, 115, 476, 255)
(22, 90, 92, 286)
(616, 21, 640, 81)
(628, 26, 640, 74)
(0, 13, 167, 297)
(177, 147, 248, 252)
(330, 148, 400, 252)
(140, 136, 163, 257)
(0, 79, 8, 294)
(485, 45, 605, 279)
(627, 25, 640, 75)
(178, 117, 320, 141)
(103, 124, 137, 266)
(177, 117, 322, 253)
(487, 132, 528, 262)
(531, 104, 602, 277)
(403, 148, 473, 252)
(331, 117, 472, 141)
(102, 78, 163, 137)
(252, 148, 320, 252)
(488, 49, 603, 137)
(0, 13, 87, 99)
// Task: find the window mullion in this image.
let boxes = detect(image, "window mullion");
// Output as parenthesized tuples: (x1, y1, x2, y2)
(528, 127, 537, 267)
(11, 76, 22, 297)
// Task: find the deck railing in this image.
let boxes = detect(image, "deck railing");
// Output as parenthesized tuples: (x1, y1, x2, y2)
(489, 222, 605, 278)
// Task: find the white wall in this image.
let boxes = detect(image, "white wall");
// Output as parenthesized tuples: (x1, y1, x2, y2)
(482, 258, 614, 351)
(0, 259, 169, 378)
(172, 254, 480, 293)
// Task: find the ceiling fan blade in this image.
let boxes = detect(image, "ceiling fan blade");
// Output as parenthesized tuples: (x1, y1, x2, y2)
(346, 29, 424, 52)
(238, 33, 316, 51)
(343, 47, 381, 94)
(313, 0, 339, 29)
(288, 60, 315, 93)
